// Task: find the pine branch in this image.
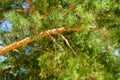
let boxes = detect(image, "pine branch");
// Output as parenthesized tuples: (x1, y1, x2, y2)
(0, 27, 107, 55)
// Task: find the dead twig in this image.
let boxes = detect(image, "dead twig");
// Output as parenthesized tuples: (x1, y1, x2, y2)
(59, 34, 77, 57)
(46, 32, 64, 51)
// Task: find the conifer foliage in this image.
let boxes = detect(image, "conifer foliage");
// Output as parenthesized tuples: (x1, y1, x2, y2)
(0, 0, 120, 80)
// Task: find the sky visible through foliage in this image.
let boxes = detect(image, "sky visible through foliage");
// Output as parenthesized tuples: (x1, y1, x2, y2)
(0, 1, 30, 73)
(0, 0, 120, 79)
(0, 16, 119, 61)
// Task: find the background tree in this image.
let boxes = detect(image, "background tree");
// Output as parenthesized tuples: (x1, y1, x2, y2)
(0, 0, 120, 80)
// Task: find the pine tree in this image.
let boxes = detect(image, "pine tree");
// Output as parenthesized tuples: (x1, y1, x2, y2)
(0, 0, 120, 80)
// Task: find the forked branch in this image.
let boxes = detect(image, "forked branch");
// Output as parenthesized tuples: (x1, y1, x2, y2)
(0, 27, 108, 55)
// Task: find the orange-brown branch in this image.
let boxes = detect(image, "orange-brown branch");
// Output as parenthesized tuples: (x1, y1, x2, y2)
(0, 37, 32, 55)
(0, 27, 107, 55)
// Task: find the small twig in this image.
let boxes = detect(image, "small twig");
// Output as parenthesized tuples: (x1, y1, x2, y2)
(59, 34, 77, 57)
(13, 49, 22, 54)
(46, 32, 64, 51)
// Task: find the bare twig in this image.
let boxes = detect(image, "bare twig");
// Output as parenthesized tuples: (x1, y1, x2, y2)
(59, 34, 77, 57)
(46, 32, 64, 51)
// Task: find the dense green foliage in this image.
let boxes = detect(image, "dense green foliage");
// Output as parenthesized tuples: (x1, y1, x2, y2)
(0, 0, 120, 80)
